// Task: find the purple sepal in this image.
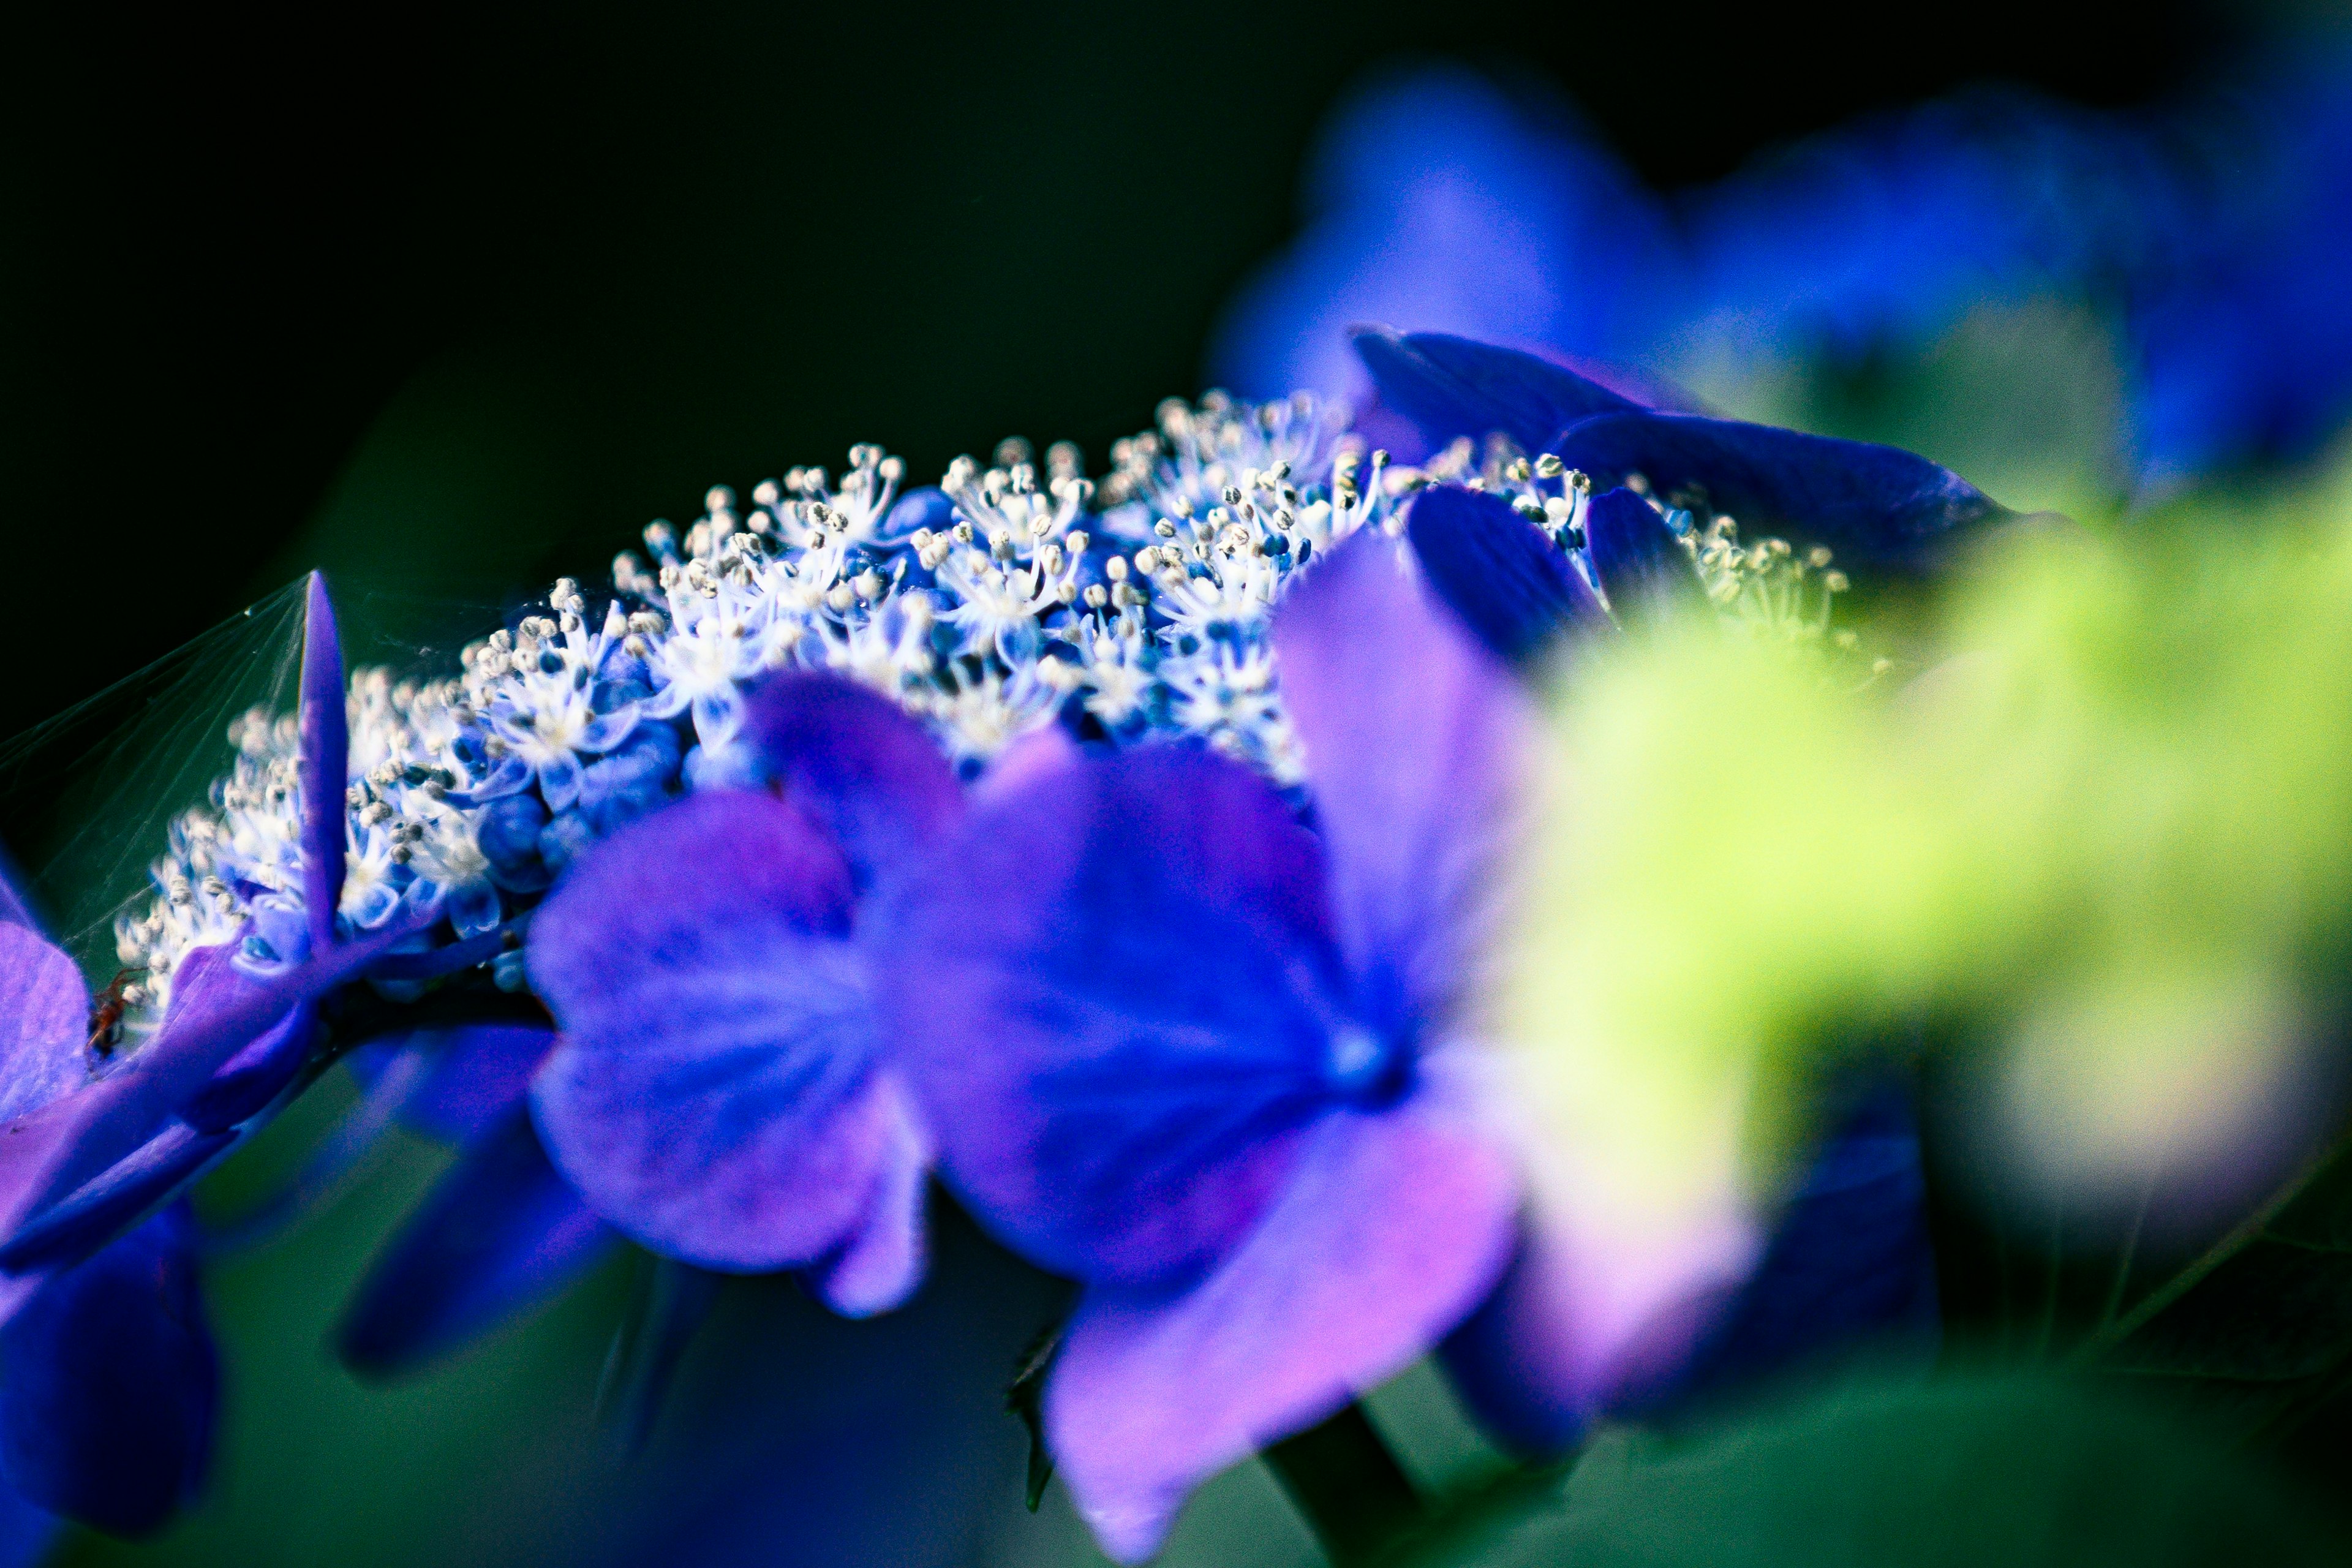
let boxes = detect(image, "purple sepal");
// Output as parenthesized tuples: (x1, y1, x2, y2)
(1404, 484, 1610, 664)
(0, 1204, 217, 1537)
(0, 924, 90, 1125)
(336, 1106, 619, 1378)
(1443, 1096, 1940, 1455)
(179, 1000, 315, 1134)
(160, 944, 308, 1135)
(2, 911, 431, 1250)
(801, 1082, 929, 1317)
(970, 723, 1080, 810)
(1629, 1089, 1940, 1410)
(298, 571, 349, 954)
(1551, 412, 2011, 576)
(0, 1123, 235, 1276)
(1439, 1202, 1766, 1460)
(883, 486, 955, 541)
(347, 1025, 556, 1145)
(736, 670, 962, 903)
(1435, 1229, 1593, 1456)
(0, 1099, 100, 1291)
(887, 744, 1346, 1286)
(1047, 1101, 1517, 1563)
(1584, 487, 1710, 628)
(1269, 532, 1532, 1039)
(361, 922, 514, 982)
(1352, 326, 1645, 454)
(0, 1483, 54, 1567)
(529, 790, 896, 1271)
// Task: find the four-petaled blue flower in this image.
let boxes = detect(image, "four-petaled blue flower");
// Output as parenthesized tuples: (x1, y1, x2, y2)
(524, 671, 962, 1313)
(883, 530, 1532, 1559)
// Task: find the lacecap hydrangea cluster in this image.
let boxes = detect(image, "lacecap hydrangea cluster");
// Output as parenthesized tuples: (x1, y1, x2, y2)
(3, 328, 2025, 1556)
(107, 388, 1847, 1039)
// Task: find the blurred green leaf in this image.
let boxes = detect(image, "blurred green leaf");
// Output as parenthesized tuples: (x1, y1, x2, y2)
(1396, 1376, 2338, 1568)
(2082, 1125, 2352, 1441)
(1505, 473, 2352, 1322)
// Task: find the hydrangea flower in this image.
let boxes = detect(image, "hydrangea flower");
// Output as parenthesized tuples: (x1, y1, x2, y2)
(523, 672, 961, 1313)
(1358, 325, 2027, 673)
(0, 577, 467, 1535)
(0, 337, 1991, 1550)
(0, 395, 1410, 1411)
(883, 530, 1529, 1559)
(867, 330, 1995, 1555)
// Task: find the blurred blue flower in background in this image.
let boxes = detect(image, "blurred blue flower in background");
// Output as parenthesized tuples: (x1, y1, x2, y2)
(1217, 39, 2352, 490)
(2128, 47, 2352, 481)
(1210, 66, 1683, 417)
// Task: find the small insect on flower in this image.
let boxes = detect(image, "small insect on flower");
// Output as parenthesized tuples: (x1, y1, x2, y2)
(85, 968, 146, 1060)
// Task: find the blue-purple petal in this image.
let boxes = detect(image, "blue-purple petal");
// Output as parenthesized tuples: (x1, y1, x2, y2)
(575, 706, 639, 755)
(528, 789, 895, 1272)
(736, 670, 962, 903)
(886, 745, 1348, 1286)
(0, 1204, 216, 1537)
(0, 1122, 236, 1276)
(1352, 327, 1645, 454)
(801, 1080, 929, 1317)
(1650, 1089, 1940, 1407)
(348, 1025, 557, 1145)
(883, 486, 956, 541)
(0, 1484, 53, 1568)
(1046, 1099, 1517, 1562)
(0, 924, 89, 1125)
(1405, 484, 1610, 663)
(2, 913, 430, 1248)
(336, 1106, 619, 1378)
(1585, 486, 1711, 628)
(573, 723, 681, 837)
(1269, 533, 1532, 1039)
(178, 1000, 315, 1134)
(1552, 410, 2011, 576)
(299, 571, 349, 953)
(451, 753, 534, 808)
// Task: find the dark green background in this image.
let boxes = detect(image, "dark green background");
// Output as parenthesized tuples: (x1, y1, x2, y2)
(0, 0, 2257, 738)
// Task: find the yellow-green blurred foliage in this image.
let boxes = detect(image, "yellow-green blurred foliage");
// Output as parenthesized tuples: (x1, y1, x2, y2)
(1506, 464, 2352, 1229)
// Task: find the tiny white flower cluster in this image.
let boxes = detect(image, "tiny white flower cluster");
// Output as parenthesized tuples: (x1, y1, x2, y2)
(110, 712, 307, 1031)
(111, 393, 1400, 1031)
(1417, 430, 1858, 655)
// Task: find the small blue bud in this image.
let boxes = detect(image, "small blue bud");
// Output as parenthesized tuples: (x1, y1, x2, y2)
(478, 794, 552, 892)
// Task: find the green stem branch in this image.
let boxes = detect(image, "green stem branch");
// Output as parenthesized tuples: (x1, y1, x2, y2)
(1262, 1402, 1422, 1565)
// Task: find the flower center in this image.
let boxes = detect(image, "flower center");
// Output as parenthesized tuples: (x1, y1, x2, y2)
(1324, 1023, 1406, 1104)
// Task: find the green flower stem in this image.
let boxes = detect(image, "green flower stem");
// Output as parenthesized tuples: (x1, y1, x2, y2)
(1262, 1401, 1422, 1564)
